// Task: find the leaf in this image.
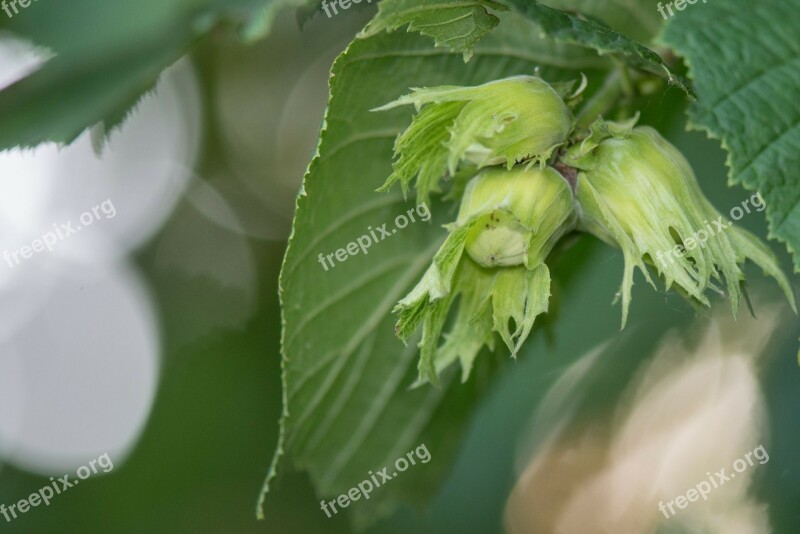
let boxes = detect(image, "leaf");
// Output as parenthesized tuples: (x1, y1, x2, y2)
(544, 0, 664, 44)
(362, 0, 505, 61)
(0, 0, 294, 150)
(260, 14, 610, 526)
(361, 0, 689, 94)
(661, 0, 800, 270)
(497, 0, 693, 96)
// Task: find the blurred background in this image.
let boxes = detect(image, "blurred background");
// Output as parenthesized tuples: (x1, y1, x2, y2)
(0, 4, 798, 534)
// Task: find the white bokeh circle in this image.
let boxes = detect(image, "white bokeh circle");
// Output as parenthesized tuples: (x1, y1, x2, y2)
(0, 262, 160, 473)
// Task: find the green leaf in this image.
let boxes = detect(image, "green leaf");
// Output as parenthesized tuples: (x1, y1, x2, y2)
(497, 0, 693, 96)
(544, 0, 664, 44)
(261, 14, 610, 526)
(0, 0, 294, 149)
(362, 0, 689, 94)
(362, 0, 504, 61)
(661, 0, 800, 271)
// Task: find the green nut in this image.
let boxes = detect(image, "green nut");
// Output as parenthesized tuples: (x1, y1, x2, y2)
(456, 166, 576, 268)
(446, 77, 573, 170)
(392, 165, 575, 385)
(375, 76, 573, 203)
(464, 211, 529, 268)
(565, 118, 795, 325)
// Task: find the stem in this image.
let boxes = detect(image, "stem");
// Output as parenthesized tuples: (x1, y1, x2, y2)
(574, 69, 623, 132)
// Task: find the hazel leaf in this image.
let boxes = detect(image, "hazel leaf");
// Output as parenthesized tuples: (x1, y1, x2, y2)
(0, 0, 297, 149)
(661, 0, 800, 271)
(264, 22, 594, 526)
(362, 0, 505, 61)
(496, 0, 694, 96)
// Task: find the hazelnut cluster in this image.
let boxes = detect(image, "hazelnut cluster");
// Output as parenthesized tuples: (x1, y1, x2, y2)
(377, 76, 793, 384)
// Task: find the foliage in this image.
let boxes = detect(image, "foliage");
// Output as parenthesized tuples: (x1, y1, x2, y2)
(662, 0, 800, 271)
